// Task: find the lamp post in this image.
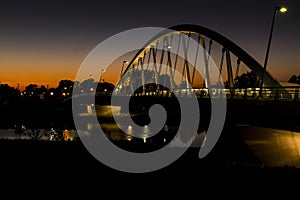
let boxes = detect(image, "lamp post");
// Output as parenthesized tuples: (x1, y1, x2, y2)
(100, 69, 106, 83)
(259, 6, 287, 97)
(120, 61, 129, 78)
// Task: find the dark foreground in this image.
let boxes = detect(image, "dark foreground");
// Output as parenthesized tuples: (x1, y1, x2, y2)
(1, 135, 300, 199)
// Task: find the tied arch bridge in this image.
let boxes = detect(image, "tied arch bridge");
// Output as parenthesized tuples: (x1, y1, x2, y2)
(112, 24, 296, 100)
(92, 24, 300, 132)
(73, 24, 300, 167)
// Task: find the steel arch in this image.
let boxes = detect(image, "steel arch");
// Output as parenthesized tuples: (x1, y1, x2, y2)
(123, 24, 281, 88)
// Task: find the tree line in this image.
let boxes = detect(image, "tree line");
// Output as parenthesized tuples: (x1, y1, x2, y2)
(0, 78, 115, 103)
(288, 75, 300, 85)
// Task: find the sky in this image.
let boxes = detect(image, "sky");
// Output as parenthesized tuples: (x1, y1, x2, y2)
(0, 0, 299, 90)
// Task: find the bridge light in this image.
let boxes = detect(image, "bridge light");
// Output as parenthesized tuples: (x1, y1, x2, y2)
(279, 7, 287, 13)
(100, 69, 106, 83)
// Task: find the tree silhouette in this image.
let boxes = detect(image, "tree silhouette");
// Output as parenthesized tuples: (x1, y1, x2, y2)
(97, 82, 115, 93)
(235, 71, 259, 88)
(57, 80, 74, 98)
(0, 84, 20, 103)
(288, 75, 300, 84)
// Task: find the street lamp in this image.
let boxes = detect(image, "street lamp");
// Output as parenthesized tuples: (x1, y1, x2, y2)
(120, 60, 129, 78)
(259, 6, 287, 97)
(100, 69, 106, 83)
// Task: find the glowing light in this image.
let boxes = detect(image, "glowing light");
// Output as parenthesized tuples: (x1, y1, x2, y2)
(164, 125, 169, 132)
(143, 138, 146, 143)
(127, 125, 133, 135)
(143, 125, 149, 134)
(50, 92, 54, 96)
(279, 7, 287, 13)
(63, 129, 70, 141)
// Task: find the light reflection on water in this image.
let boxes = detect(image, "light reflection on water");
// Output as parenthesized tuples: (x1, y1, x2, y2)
(0, 129, 24, 140)
(0, 128, 78, 141)
(0, 123, 204, 149)
(79, 122, 205, 147)
(237, 124, 300, 168)
(2, 123, 300, 167)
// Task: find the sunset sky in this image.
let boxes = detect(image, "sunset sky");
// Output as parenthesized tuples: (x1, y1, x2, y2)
(0, 0, 299, 90)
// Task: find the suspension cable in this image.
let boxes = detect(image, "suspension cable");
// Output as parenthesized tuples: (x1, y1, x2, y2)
(235, 59, 241, 80)
(158, 37, 167, 75)
(201, 37, 213, 88)
(146, 46, 153, 71)
(218, 47, 226, 84)
(181, 32, 191, 84)
(173, 33, 181, 80)
(191, 34, 201, 86)
(165, 34, 174, 88)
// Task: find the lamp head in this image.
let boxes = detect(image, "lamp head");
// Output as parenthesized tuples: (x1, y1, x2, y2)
(276, 6, 287, 13)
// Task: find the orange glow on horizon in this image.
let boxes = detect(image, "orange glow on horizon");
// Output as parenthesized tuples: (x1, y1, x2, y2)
(0, 48, 85, 91)
(0, 46, 295, 91)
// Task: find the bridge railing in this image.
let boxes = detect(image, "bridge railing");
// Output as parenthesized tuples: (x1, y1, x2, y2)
(223, 86, 300, 101)
(98, 86, 300, 102)
(119, 86, 300, 101)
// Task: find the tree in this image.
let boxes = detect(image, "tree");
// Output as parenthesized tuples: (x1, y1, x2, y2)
(56, 79, 74, 99)
(235, 71, 259, 88)
(24, 84, 38, 94)
(79, 78, 97, 94)
(97, 82, 115, 93)
(0, 84, 20, 103)
(288, 75, 300, 84)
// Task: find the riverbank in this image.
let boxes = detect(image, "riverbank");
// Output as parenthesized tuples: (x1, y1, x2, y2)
(1, 136, 300, 199)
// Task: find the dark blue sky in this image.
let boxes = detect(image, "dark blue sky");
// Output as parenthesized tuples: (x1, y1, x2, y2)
(0, 0, 299, 88)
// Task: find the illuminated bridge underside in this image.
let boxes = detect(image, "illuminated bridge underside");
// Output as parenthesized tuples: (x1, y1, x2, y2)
(122, 24, 282, 89)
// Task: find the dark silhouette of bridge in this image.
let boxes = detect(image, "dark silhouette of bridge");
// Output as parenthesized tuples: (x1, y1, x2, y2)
(113, 24, 294, 99)
(70, 24, 300, 168)
(91, 24, 300, 132)
(68, 24, 300, 134)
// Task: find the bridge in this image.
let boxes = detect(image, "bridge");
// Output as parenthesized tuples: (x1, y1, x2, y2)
(87, 24, 300, 129)
(111, 24, 296, 100)
(73, 24, 300, 167)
